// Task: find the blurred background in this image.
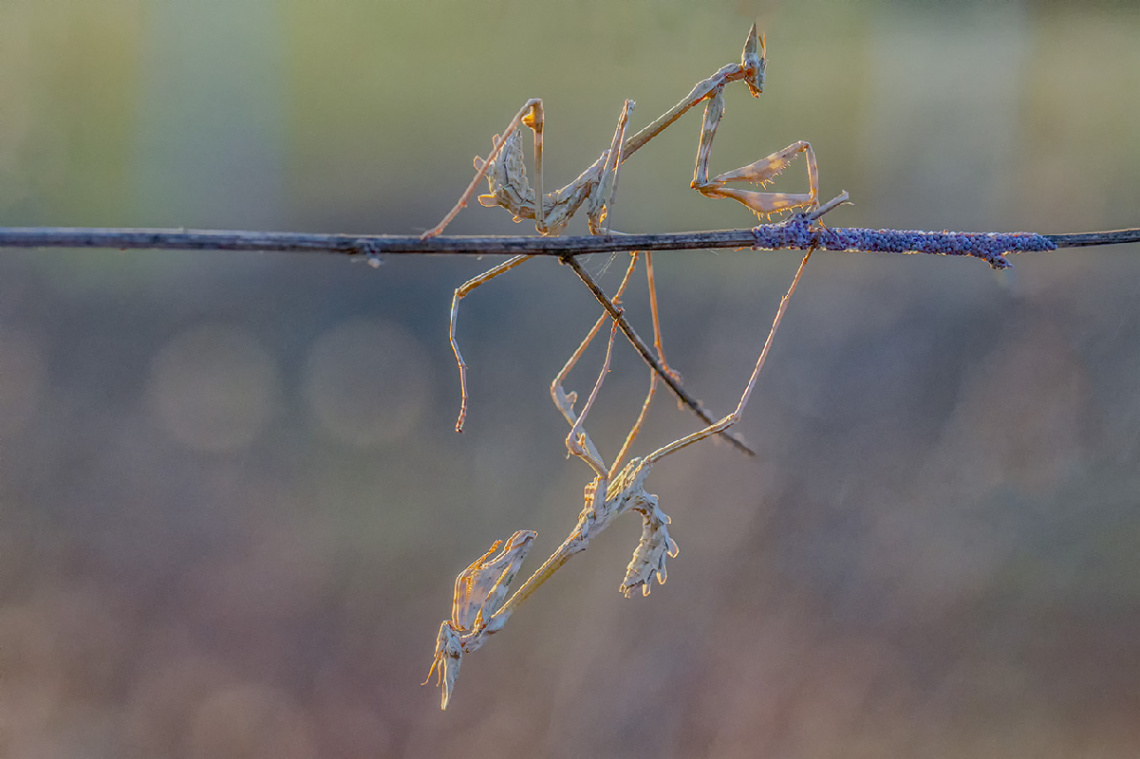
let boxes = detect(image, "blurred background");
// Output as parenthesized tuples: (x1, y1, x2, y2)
(2, 0, 1139, 757)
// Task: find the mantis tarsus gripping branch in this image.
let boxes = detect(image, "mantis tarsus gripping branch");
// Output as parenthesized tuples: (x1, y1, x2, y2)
(425, 25, 826, 709)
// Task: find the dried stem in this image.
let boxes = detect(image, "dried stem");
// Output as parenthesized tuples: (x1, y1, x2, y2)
(1, 223, 1136, 259)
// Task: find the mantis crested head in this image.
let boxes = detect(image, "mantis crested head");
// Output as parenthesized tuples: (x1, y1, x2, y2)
(742, 23, 767, 96)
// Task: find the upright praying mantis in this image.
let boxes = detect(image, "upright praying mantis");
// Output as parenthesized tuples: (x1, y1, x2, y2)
(423, 24, 819, 440)
(424, 25, 825, 710)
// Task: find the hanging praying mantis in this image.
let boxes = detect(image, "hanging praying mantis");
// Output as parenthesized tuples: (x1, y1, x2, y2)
(424, 24, 831, 710)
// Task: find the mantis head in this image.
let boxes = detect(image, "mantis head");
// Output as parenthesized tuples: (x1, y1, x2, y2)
(742, 23, 766, 97)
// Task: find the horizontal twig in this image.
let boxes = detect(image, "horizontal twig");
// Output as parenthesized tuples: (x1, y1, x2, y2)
(1, 224, 1137, 261)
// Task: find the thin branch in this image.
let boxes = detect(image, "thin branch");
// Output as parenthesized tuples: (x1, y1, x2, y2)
(1, 224, 1137, 261)
(1044, 229, 1140, 248)
(560, 255, 755, 456)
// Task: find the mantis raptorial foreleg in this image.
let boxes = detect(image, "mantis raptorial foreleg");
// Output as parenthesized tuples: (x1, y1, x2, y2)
(424, 98, 633, 241)
(421, 99, 543, 240)
(586, 99, 632, 234)
(690, 90, 819, 218)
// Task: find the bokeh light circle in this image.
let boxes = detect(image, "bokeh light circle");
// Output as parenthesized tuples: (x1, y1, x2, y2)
(303, 319, 429, 446)
(147, 324, 279, 452)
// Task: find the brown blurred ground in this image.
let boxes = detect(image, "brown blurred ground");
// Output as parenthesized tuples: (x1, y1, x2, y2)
(1, 1, 1139, 757)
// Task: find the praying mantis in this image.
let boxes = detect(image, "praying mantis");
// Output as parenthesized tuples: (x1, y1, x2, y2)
(423, 23, 819, 440)
(424, 24, 826, 710)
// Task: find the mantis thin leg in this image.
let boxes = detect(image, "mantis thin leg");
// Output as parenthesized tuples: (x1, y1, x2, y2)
(531, 104, 544, 233)
(551, 253, 641, 467)
(550, 310, 613, 428)
(645, 253, 674, 380)
(450, 254, 535, 432)
(645, 247, 814, 465)
(610, 252, 668, 473)
(609, 366, 659, 478)
(549, 250, 672, 477)
(551, 254, 640, 423)
(565, 321, 618, 482)
(547, 251, 660, 476)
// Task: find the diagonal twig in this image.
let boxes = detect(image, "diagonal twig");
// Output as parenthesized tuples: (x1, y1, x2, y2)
(559, 254, 755, 456)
